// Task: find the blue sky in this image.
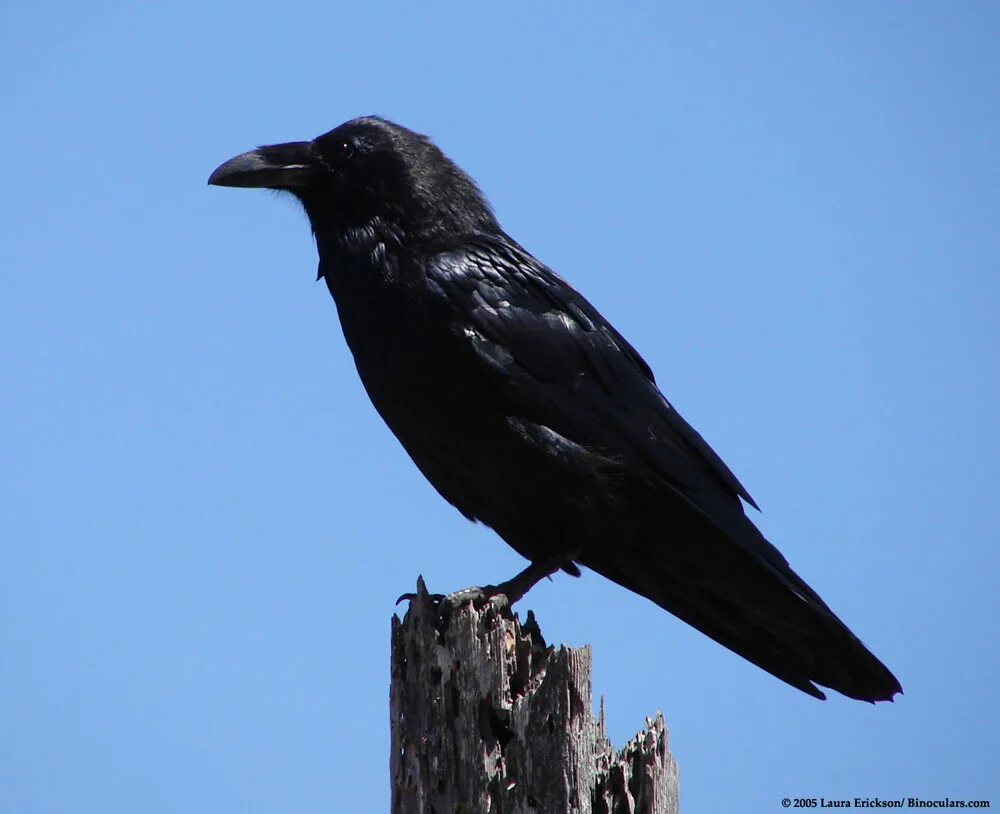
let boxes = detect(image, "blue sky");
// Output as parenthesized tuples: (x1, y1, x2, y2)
(3, 2, 997, 811)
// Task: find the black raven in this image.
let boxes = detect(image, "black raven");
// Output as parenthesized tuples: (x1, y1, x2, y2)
(208, 116, 901, 702)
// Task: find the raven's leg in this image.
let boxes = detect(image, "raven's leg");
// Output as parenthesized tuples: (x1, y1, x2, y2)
(396, 551, 580, 609)
(489, 553, 579, 604)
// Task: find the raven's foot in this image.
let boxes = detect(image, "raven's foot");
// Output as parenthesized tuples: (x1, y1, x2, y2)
(394, 584, 507, 610)
(396, 554, 579, 610)
(442, 583, 511, 609)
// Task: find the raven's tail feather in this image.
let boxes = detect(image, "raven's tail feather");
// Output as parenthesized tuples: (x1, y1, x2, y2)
(579, 527, 902, 702)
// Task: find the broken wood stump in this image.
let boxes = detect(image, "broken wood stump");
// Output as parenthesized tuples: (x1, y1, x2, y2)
(390, 578, 679, 813)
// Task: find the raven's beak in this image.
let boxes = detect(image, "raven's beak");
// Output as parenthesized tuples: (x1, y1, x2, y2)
(208, 141, 316, 189)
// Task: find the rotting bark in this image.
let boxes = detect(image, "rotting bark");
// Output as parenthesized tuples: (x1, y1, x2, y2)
(390, 578, 679, 814)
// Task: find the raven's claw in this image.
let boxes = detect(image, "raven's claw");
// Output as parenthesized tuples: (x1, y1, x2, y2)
(395, 590, 445, 606)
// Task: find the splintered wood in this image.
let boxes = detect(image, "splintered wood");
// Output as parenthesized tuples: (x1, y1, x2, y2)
(390, 578, 679, 813)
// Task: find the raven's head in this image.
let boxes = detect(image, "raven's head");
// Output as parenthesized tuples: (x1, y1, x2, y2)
(209, 116, 499, 246)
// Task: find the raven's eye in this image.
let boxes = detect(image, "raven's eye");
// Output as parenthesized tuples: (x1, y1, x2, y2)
(338, 141, 355, 158)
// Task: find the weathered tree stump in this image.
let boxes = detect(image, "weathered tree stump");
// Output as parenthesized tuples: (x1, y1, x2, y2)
(391, 578, 679, 814)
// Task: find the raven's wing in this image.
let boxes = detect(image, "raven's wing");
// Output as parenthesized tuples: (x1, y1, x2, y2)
(429, 236, 757, 502)
(423, 235, 901, 702)
(426, 236, 777, 556)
